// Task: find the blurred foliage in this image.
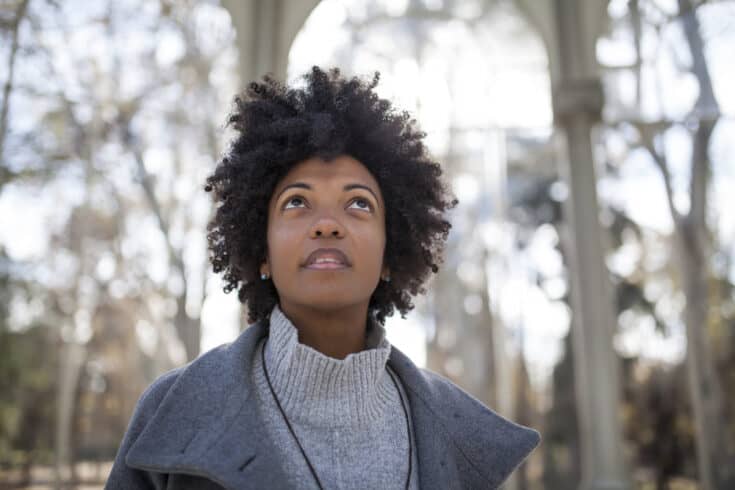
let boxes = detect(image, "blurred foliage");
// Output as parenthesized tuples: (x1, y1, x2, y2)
(0, 247, 56, 479)
(0, 325, 57, 468)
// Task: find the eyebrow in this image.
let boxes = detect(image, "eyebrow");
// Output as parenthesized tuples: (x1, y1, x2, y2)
(275, 182, 381, 205)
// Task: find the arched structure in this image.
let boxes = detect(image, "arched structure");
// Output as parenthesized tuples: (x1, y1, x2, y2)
(222, 0, 320, 83)
(221, 1, 630, 488)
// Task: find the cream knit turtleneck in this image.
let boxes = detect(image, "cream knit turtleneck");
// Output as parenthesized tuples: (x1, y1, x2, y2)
(250, 304, 420, 489)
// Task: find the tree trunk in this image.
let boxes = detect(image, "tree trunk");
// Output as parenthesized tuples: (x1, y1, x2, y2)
(54, 341, 86, 489)
(175, 297, 201, 361)
(675, 1, 734, 487)
(0, 0, 30, 173)
(675, 126, 733, 490)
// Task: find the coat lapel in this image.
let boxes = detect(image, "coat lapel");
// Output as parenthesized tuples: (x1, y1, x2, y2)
(388, 348, 540, 489)
(125, 322, 291, 490)
(125, 320, 539, 490)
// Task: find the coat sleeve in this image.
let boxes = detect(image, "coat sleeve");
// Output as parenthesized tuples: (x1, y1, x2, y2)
(105, 369, 182, 490)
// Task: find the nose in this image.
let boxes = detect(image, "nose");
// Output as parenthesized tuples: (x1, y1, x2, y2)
(309, 215, 345, 239)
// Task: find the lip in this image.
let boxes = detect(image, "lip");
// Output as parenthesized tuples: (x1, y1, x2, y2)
(303, 248, 351, 269)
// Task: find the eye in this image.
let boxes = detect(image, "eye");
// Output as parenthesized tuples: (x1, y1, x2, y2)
(283, 196, 307, 209)
(348, 197, 373, 212)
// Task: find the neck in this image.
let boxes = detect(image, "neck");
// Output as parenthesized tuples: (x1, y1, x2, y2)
(276, 301, 369, 360)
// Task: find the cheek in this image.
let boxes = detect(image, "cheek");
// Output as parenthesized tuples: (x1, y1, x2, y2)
(267, 222, 300, 265)
(359, 226, 386, 267)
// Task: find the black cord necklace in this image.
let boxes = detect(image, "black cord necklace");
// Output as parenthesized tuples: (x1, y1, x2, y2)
(261, 332, 412, 490)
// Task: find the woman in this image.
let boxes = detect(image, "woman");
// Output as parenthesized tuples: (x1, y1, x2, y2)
(107, 67, 539, 490)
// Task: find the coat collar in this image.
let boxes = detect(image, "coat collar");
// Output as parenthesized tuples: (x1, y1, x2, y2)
(126, 321, 539, 489)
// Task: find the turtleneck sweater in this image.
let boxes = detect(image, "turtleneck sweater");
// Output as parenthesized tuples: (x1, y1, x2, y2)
(249, 304, 420, 489)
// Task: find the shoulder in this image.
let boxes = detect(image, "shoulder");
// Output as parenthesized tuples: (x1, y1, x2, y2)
(423, 367, 540, 468)
(389, 350, 540, 487)
(107, 330, 262, 489)
(419, 367, 539, 441)
(106, 367, 184, 489)
(421, 368, 540, 481)
(119, 365, 187, 450)
(127, 338, 251, 429)
(419, 368, 484, 407)
(128, 341, 234, 424)
(132, 367, 184, 421)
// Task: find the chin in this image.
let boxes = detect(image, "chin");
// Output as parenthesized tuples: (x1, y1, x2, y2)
(287, 291, 368, 311)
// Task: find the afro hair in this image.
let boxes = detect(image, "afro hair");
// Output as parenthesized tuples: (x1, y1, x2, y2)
(204, 66, 457, 325)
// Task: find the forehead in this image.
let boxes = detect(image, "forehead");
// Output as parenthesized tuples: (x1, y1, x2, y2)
(274, 155, 381, 193)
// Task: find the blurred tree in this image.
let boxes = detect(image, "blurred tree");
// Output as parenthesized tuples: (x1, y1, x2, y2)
(542, 334, 581, 489)
(621, 358, 698, 488)
(0, 0, 237, 483)
(0, 0, 29, 175)
(0, 248, 57, 484)
(0, 324, 57, 484)
(600, 1, 735, 487)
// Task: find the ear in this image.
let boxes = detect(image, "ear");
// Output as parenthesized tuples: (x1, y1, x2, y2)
(260, 261, 269, 276)
(381, 265, 390, 281)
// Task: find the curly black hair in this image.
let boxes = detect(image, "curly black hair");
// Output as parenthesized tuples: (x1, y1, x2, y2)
(204, 66, 457, 325)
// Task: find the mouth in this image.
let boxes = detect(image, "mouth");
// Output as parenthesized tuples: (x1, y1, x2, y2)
(303, 248, 351, 270)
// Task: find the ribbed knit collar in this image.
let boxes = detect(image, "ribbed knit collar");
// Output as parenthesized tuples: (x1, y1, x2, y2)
(263, 304, 395, 429)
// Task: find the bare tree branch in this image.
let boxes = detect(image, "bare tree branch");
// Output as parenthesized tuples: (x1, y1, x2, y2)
(680, 0, 719, 120)
(0, 0, 30, 177)
(127, 139, 185, 278)
(619, 118, 683, 226)
(122, 120, 200, 359)
(630, 0, 643, 106)
(679, 0, 720, 242)
(675, 1, 732, 487)
(635, 124, 684, 225)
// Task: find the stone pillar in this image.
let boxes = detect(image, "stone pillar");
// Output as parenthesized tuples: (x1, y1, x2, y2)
(552, 2, 631, 489)
(222, 0, 320, 85)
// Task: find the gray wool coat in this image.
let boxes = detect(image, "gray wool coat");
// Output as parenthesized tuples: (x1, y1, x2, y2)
(106, 321, 540, 489)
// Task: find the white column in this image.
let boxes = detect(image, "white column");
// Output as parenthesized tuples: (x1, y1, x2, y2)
(552, 1, 630, 488)
(222, 0, 321, 84)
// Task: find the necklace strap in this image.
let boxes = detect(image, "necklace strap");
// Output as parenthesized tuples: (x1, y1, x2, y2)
(262, 334, 326, 490)
(386, 365, 413, 490)
(261, 332, 412, 490)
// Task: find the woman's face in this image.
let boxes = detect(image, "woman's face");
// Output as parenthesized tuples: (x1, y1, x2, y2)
(262, 154, 389, 312)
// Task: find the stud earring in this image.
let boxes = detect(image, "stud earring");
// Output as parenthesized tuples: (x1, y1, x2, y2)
(261, 273, 269, 280)
(382, 276, 391, 282)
